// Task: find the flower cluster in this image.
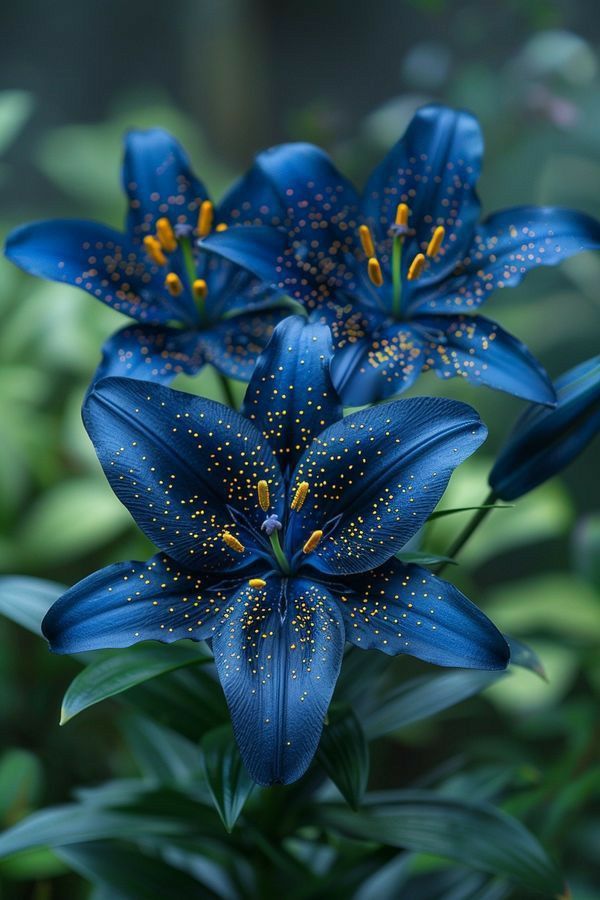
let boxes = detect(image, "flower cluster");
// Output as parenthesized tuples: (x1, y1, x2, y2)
(5, 104, 600, 786)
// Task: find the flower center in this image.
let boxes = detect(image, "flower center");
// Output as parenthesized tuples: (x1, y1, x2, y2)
(141, 201, 228, 322)
(358, 203, 446, 319)
(219, 478, 323, 577)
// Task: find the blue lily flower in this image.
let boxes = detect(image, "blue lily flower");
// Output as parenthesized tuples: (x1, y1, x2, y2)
(5, 128, 290, 386)
(202, 104, 600, 405)
(42, 316, 508, 785)
(489, 353, 600, 500)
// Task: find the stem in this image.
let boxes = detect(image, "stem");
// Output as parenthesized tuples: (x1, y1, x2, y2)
(435, 490, 497, 575)
(392, 236, 403, 318)
(269, 531, 291, 575)
(219, 372, 238, 409)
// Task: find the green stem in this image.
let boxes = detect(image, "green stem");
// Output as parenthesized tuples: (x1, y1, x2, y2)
(219, 372, 238, 409)
(435, 490, 497, 576)
(269, 531, 291, 575)
(392, 236, 403, 318)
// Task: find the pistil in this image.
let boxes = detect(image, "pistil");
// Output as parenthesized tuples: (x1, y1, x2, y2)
(392, 203, 409, 319)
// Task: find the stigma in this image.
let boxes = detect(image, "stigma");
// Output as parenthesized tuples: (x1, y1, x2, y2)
(290, 481, 309, 511)
(302, 530, 323, 554)
(222, 532, 245, 553)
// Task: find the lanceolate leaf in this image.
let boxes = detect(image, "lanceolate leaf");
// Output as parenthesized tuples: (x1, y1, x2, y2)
(395, 550, 457, 566)
(320, 793, 564, 895)
(201, 725, 254, 832)
(363, 670, 503, 740)
(0, 576, 65, 635)
(317, 705, 370, 810)
(60, 644, 209, 724)
(427, 505, 512, 521)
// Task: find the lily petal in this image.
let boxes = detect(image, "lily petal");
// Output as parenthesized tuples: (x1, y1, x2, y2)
(331, 559, 508, 669)
(123, 128, 209, 239)
(92, 324, 206, 386)
(197, 306, 292, 382)
(212, 576, 345, 785)
(83, 378, 285, 572)
(4, 220, 190, 323)
(242, 316, 342, 472)
(409, 206, 600, 315)
(421, 314, 556, 405)
(287, 397, 487, 574)
(42, 554, 233, 653)
(363, 104, 483, 285)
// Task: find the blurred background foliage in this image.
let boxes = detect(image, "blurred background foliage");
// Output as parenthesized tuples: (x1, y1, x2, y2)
(0, 1, 598, 897)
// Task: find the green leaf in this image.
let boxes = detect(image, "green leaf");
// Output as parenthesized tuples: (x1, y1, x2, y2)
(320, 792, 564, 895)
(0, 576, 65, 635)
(571, 512, 600, 589)
(56, 842, 220, 900)
(200, 725, 254, 832)
(363, 670, 503, 740)
(395, 550, 457, 566)
(0, 806, 190, 858)
(60, 644, 209, 724)
(0, 91, 33, 155)
(317, 705, 370, 810)
(506, 635, 548, 681)
(120, 714, 205, 786)
(427, 504, 512, 521)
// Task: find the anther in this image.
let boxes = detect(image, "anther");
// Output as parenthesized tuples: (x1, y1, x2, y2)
(395, 203, 409, 227)
(197, 200, 214, 237)
(426, 225, 445, 257)
(222, 532, 245, 553)
(143, 235, 167, 267)
(291, 481, 309, 511)
(193, 278, 208, 300)
(165, 272, 183, 296)
(257, 480, 270, 512)
(303, 530, 323, 554)
(359, 224, 375, 257)
(407, 253, 426, 281)
(215, 222, 228, 232)
(368, 257, 384, 287)
(155, 217, 177, 252)
(249, 578, 267, 589)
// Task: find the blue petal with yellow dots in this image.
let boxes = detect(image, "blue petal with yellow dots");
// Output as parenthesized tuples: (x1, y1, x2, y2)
(212, 575, 345, 785)
(92, 324, 206, 385)
(286, 396, 487, 575)
(242, 315, 342, 471)
(42, 554, 236, 652)
(83, 377, 285, 573)
(420, 314, 557, 405)
(330, 559, 508, 669)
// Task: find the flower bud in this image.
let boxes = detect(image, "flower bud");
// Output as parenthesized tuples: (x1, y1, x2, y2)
(489, 354, 600, 500)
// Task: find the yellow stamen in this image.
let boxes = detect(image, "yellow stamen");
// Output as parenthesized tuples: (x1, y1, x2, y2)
(197, 200, 214, 237)
(193, 278, 208, 301)
(303, 530, 323, 554)
(395, 202, 409, 227)
(222, 532, 245, 553)
(165, 272, 183, 296)
(407, 253, 426, 281)
(249, 578, 267, 589)
(359, 224, 375, 257)
(368, 257, 384, 287)
(257, 480, 270, 512)
(426, 225, 445, 257)
(155, 217, 177, 252)
(291, 481, 309, 511)
(143, 235, 167, 267)
(215, 222, 228, 232)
